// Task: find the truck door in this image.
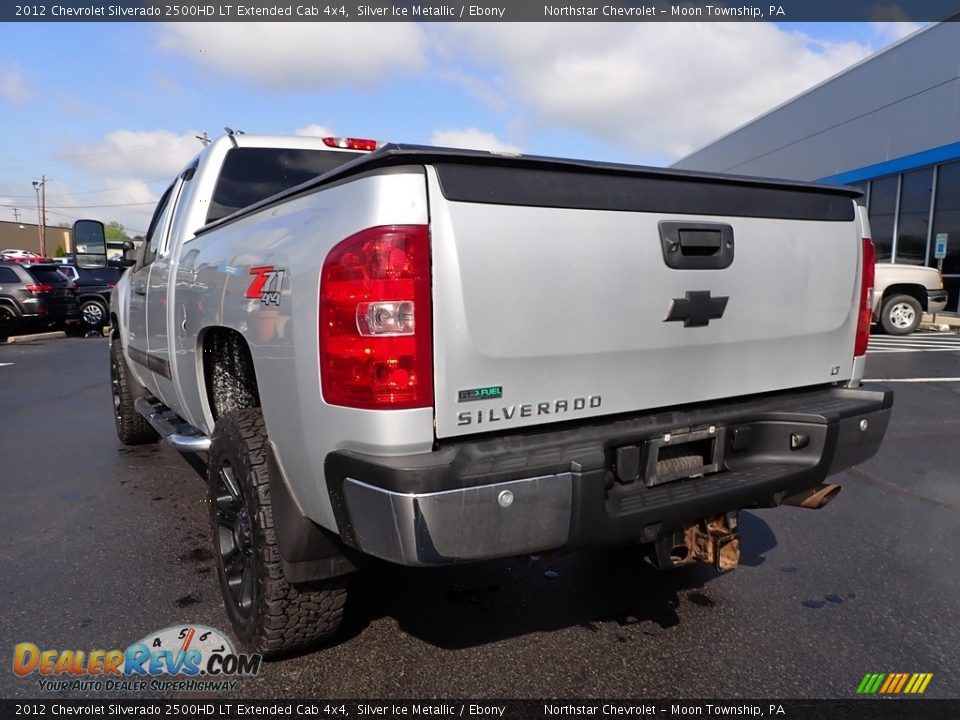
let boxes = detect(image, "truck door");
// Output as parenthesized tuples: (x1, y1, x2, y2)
(125, 183, 176, 404)
(145, 172, 191, 412)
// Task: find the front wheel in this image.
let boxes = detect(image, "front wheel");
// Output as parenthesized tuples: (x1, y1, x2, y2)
(109, 336, 159, 445)
(880, 294, 922, 335)
(208, 408, 348, 657)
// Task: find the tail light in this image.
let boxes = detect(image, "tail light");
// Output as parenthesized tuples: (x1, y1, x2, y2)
(320, 225, 432, 409)
(24, 283, 53, 295)
(854, 238, 875, 357)
(322, 137, 380, 152)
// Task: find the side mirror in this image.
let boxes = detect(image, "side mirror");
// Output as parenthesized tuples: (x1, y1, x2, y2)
(72, 219, 108, 269)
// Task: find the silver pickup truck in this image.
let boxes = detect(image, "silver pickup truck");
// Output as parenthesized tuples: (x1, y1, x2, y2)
(96, 133, 891, 656)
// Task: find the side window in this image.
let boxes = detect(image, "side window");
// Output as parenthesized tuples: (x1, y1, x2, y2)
(57, 266, 79, 282)
(140, 184, 175, 269)
(0, 266, 19, 283)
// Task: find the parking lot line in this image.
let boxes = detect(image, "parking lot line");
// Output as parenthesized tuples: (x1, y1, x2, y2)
(864, 377, 960, 382)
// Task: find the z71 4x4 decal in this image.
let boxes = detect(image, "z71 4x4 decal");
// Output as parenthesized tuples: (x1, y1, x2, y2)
(245, 266, 286, 307)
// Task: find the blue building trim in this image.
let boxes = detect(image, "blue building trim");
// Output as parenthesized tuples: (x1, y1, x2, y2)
(819, 141, 960, 185)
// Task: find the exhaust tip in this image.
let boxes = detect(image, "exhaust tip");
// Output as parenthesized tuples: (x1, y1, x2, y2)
(783, 483, 841, 510)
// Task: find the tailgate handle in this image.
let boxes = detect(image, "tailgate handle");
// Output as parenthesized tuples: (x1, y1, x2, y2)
(659, 221, 734, 270)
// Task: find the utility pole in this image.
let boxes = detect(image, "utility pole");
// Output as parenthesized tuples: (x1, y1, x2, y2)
(32, 176, 46, 256)
(12, 208, 20, 223)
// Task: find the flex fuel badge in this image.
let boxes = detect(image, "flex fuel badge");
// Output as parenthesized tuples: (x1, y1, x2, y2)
(458, 386, 503, 402)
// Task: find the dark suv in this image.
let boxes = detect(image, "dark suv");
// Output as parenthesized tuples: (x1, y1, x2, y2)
(0, 262, 80, 339)
(56, 263, 121, 329)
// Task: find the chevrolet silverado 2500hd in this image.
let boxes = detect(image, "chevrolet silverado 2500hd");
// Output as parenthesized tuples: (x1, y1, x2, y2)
(100, 133, 892, 656)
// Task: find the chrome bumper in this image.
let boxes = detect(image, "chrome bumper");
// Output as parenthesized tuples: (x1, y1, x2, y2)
(342, 474, 573, 565)
(928, 290, 948, 314)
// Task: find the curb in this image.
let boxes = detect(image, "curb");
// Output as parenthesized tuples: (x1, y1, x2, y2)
(3, 331, 67, 344)
(919, 323, 953, 333)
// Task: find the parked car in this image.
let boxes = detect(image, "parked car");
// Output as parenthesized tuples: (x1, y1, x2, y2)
(56, 263, 121, 329)
(0, 262, 80, 338)
(872, 263, 948, 335)
(0, 249, 55, 264)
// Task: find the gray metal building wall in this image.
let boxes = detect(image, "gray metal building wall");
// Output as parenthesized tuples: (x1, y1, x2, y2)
(673, 22, 960, 181)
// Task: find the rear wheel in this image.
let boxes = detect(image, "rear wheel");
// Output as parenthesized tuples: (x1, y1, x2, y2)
(109, 336, 159, 444)
(0, 305, 17, 340)
(880, 294, 922, 335)
(80, 299, 108, 328)
(208, 408, 348, 657)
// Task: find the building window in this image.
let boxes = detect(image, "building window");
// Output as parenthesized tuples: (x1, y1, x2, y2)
(868, 175, 897, 262)
(894, 168, 933, 266)
(931, 160, 960, 275)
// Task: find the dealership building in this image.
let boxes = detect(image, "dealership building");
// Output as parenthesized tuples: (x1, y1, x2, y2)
(674, 20, 960, 311)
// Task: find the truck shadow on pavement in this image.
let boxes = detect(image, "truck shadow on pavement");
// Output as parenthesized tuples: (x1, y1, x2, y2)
(336, 512, 778, 650)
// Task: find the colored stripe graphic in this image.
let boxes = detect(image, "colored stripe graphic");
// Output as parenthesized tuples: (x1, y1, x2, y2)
(893, 674, 909, 693)
(858, 673, 932, 694)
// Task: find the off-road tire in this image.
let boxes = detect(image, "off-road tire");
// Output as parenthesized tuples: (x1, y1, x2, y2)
(208, 408, 348, 657)
(880, 293, 922, 335)
(109, 336, 159, 444)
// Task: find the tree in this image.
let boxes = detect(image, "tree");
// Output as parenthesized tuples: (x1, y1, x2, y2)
(104, 221, 129, 242)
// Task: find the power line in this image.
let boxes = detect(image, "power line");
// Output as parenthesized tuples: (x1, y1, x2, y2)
(0, 201, 155, 209)
(0, 176, 170, 200)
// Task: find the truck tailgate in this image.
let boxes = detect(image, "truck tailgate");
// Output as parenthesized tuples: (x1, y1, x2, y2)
(425, 161, 863, 440)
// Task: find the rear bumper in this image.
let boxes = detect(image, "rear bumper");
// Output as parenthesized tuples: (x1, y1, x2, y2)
(326, 384, 892, 566)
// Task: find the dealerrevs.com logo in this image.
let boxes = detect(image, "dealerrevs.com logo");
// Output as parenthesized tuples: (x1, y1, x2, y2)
(13, 625, 261, 692)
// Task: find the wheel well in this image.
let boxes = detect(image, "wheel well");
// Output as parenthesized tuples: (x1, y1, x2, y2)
(78, 294, 107, 306)
(201, 327, 261, 422)
(882, 284, 927, 310)
(0, 298, 19, 316)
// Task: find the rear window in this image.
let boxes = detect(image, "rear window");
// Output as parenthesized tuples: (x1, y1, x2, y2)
(26, 266, 70, 285)
(207, 147, 362, 224)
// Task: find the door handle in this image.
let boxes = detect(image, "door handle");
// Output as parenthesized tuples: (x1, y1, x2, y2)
(659, 221, 734, 270)
(133, 280, 146, 296)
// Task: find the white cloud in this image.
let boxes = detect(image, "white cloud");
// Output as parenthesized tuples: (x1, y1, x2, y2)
(434, 23, 872, 161)
(869, 21, 927, 44)
(431, 128, 521, 153)
(61, 129, 202, 178)
(159, 23, 428, 89)
(294, 124, 335, 137)
(0, 66, 31, 105)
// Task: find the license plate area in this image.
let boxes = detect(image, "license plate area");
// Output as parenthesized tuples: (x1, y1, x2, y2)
(641, 426, 724, 487)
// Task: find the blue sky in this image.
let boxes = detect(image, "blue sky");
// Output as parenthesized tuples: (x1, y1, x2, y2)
(0, 21, 923, 235)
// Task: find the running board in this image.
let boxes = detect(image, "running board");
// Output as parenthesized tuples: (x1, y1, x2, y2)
(134, 397, 211, 453)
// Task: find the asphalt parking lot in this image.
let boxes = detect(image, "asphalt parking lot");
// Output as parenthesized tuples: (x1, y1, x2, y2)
(1, 333, 958, 700)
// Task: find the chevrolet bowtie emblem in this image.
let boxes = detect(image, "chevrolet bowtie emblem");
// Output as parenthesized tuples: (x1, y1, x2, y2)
(664, 291, 729, 327)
